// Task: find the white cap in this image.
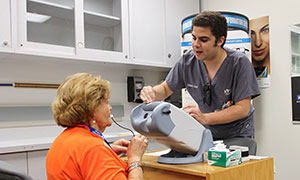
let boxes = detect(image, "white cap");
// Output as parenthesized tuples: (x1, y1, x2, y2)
(229, 145, 249, 152)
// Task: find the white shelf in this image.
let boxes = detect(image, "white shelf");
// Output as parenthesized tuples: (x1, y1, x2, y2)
(291, 73, 300, 77)
(27, 0, 74, 21)
(290, 25, 300, 34)
(28, 0, 73, 10)
(84, 10, 121, 27)
(0, 125, 133, 154)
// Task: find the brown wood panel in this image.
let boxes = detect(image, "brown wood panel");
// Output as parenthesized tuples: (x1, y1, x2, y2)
(144, 166, 206, 180)
(207, 158, 274, 180)
(141, 155, 274, 180)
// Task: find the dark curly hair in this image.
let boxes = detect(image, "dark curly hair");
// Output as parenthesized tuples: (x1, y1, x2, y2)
(192, 11, 228, 47)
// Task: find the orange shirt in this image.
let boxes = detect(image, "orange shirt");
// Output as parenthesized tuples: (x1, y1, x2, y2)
(46, 125, 128, 180)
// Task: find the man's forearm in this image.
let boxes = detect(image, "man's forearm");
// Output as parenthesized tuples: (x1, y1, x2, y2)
(153, 81, 173, 101)
(204, 97, 251, 125)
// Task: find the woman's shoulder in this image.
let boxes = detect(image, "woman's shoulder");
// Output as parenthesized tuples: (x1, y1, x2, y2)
(59, 126, 105, 149)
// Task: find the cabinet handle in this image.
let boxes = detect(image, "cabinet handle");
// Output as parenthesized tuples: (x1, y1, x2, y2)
(78, 42, 84, 48)
(168, 53, 172, 58)
(3, 41, 8, 46)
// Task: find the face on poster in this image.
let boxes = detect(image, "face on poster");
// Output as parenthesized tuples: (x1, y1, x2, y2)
(250, 16, 270, 82)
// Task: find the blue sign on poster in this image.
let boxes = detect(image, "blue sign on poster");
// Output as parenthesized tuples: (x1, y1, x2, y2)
(297, 95, 300, 101)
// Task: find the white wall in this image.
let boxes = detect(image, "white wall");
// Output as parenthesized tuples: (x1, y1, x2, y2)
(0, 57, 168, 126)
(201, 0, 300, 179)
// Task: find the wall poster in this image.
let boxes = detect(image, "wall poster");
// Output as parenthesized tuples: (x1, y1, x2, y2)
(250, 16, 270, 88)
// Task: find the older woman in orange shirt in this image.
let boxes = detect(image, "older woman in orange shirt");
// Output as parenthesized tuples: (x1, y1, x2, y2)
(46, 73, 147, 180)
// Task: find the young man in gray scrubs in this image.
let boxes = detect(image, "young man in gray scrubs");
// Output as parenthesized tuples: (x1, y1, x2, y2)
(140, 11, 260, 155)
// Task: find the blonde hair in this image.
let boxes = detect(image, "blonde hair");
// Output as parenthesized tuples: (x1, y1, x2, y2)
(52, 73, 110, 127)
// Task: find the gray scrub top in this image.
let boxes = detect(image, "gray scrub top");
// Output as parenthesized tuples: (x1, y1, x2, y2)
(166, 47, 260, 139)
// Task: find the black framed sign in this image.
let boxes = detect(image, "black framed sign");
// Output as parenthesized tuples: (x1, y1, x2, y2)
(292, 76, 300, 123)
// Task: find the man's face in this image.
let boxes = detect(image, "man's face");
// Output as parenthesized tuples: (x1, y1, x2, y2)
(192, 26, 222, 61)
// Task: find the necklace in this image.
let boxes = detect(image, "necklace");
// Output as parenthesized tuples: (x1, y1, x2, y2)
(87, 125, 111, 148)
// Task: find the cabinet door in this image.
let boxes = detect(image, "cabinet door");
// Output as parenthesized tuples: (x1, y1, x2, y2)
(77, 0, 130, 63)
(291, 25, 300, 76)
(16, 0, 129, 63)
(0, 152, 28, 174)
(27, 150, 48, 180)
(17, 0, 76, 55)
(165, 0, 199, 67)
(0, 0, 12, 53)
(129, 0, 167, 66)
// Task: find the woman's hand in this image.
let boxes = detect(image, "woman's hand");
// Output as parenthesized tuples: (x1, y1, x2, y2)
(110, 138, 130, 155)
(127, 134, 148, 163)
(182, 104, 208, 125)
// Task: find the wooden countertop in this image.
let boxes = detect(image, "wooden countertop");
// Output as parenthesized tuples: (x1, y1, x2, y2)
(140, 155, 274, 180)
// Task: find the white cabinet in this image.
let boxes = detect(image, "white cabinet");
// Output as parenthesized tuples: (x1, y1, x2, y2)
(27, 150, 48, 180)
(17, 0, 76, 56)
(129, 0, 199, 68)
(165, 0, 199, 67)
(78, 0, 129, 63)
(0, 152, 28, 174)
(4, 0, 199, 68)
(291, 25, 300, 76)
(0, 150, 48, 180)
(0, 0, 12, 54)
(129, 0, 166, 66)
(16, 0, 129, 63)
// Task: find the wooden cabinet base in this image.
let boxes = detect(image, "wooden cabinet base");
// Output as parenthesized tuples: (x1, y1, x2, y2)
(144, 166, 205, 180)
(142, 155, 274, 180)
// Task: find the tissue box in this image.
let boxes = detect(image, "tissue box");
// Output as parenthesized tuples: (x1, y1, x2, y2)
(207, 149, 241, 167)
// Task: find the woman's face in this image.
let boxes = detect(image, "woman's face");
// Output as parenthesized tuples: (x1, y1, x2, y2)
(250, 16, 269, 62)
(91, 99, 112, 133)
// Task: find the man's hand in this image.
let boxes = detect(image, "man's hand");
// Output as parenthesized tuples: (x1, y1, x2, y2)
(182, 104, 208, 125)
(140, 86, 156, 104)
(182, 97, 251, 125)
(140, 81, 174, 104)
